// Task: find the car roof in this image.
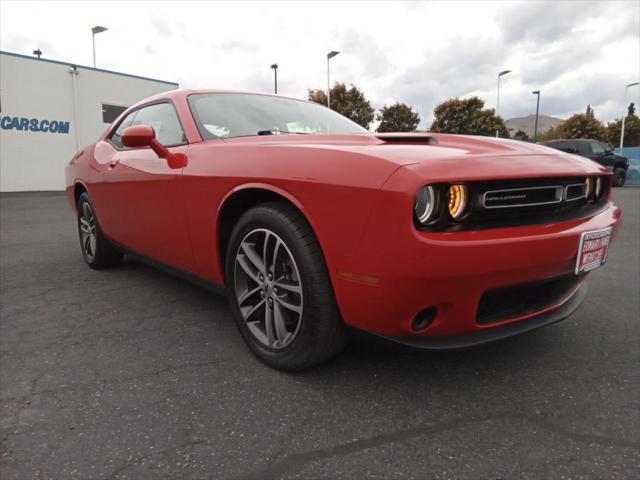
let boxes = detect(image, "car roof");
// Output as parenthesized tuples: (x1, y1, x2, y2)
(130, 88, 307, 110)
(553, 139, 596, 143)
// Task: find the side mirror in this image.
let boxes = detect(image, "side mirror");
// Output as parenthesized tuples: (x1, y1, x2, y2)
(121, 125, 187, 169)
(121, 124, 155, 148)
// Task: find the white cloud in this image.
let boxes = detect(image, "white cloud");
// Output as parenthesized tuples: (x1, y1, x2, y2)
(1, 0, 638, 128)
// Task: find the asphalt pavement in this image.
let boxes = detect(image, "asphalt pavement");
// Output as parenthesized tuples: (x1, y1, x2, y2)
(1, 188, 639, 479)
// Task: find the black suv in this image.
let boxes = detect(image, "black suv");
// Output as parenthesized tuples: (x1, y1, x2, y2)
(544, 139, 629, 187)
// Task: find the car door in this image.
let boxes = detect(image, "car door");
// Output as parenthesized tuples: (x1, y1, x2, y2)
(92, 102, 194, 271)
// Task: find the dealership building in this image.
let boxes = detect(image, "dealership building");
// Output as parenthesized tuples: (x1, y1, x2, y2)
(0, 51, 178, 191)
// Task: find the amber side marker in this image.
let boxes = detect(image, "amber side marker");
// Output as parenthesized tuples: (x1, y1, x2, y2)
(336, 270, 380, 286)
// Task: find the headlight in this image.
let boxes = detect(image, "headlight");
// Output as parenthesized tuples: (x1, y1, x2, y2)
(595, 176, 603, 199)
(414, 186, 437, 224)
(584, 177, 593, 200)
(447, 184, 469, 219)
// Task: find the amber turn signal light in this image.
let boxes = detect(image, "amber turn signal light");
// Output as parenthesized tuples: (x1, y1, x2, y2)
(447, 184, 468, 219)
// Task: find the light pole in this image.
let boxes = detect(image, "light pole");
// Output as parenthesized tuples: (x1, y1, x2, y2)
(270, 64, 278, 94)
(91, 25, 108, 68)
(620, 82, 639, 148)
(327, 50, 340, 108)
(532, 90, 541, 141)
(496, 69, 511, 137)
(33, 49, 42, 59)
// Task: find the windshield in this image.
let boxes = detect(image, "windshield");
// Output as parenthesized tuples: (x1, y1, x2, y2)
(188, 93, 368, 140)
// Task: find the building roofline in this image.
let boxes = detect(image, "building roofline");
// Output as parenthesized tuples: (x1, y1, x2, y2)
(0, 50, 179, 87)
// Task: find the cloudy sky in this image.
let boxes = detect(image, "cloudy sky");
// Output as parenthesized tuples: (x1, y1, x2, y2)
(1, 0, 638, 128)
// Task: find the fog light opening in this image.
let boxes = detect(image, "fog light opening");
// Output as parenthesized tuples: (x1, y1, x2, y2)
(412, 306, 438, 331)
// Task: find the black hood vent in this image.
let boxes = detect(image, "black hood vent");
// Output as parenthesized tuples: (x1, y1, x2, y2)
(375, 134, 438, 145)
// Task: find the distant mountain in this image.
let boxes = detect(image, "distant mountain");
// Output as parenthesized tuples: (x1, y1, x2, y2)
(505, 114, 564, 137)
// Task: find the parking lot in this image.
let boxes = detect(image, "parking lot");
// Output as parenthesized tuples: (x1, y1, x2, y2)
(1, 188, 638, 479)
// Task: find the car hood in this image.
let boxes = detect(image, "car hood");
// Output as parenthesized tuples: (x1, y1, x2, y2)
(220, 132, 607, 181)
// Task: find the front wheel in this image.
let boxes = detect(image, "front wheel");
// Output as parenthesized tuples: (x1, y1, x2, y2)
(225, 202, 348, 370)
(613, 168, 626, 187)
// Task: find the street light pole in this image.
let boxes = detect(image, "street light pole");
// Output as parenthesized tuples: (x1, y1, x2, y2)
(327, 50, 340, 108)
(620, 82, 639, 148)
(532, 90, 541, 141)
(91, 25, 108, 68)
(270, 64, 278, 94)
(496, 69, 511, 137)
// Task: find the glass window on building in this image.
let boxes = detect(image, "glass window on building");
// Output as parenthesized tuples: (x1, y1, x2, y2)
(102, 104, 128, 124)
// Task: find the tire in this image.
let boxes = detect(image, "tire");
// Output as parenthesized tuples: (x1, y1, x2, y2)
(77, 192, 123, 269)
(225, 201, 348, 370)
(613, 168, 626, 187)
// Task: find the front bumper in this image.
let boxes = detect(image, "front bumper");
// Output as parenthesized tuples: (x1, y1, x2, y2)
(331, 201, 622, 339)
(354, 281, 587, 350)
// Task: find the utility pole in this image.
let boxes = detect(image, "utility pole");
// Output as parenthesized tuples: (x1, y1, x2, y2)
(270, 64, 278, 94)
(496, 69, 511, 137)
(327, 51, 340, 108)
(621, 82, 639, 148)
(532, 90, 541, 141)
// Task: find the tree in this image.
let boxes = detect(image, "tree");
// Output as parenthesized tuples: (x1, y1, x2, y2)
(586, 104, 594, 117)
(537, 126, 561, 142)
(429, 96, 509, 137)
(557, 113, 606, 141)
(376, 102, 420, 132)
(513, 129, 529, 142)
(606, 114, 640, 147)
(628, 102, 636, 117)
(308, 83, 375, 129)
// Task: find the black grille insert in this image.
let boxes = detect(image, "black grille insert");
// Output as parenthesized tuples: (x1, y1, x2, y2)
(483, 185, 562, 208)
(565, 183, 586, 201)
(476, 274, 582, 325)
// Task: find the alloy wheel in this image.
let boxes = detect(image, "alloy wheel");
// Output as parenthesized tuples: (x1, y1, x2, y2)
(79, 202, 97, 261)
(234, 228, 303, 350)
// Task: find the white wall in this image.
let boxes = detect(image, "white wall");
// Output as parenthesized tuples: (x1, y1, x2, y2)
(0, 52, 178, 191)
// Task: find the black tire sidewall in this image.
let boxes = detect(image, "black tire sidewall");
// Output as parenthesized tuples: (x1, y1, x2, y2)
(614, 168, 626, 187)
(225, 204, 339, 370)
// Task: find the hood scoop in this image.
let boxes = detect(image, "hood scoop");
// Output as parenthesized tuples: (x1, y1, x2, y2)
(375, 134, 438, 145)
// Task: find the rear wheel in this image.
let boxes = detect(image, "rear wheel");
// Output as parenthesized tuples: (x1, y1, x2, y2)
(613, 168, 626, 187)
(225, 202, 348, 370)
(77, 192, 122, 269)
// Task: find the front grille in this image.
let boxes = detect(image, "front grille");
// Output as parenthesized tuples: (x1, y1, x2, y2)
(483, 185, 563, 208)
(566, 183, 587, 201)
(476, 274, 582, 325)
(418, 177, 609, 231)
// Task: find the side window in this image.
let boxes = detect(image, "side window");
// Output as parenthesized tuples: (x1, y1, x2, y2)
(575, 141, 591, 156)
(591, 141, 605, 155)
(109, 111, 137, 149)
(130, 103, 186, 146)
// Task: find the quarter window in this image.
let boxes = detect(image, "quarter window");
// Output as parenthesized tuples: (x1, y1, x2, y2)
(109, 111, 137, 149)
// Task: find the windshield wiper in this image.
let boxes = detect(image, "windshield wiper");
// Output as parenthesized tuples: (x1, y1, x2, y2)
(257, 130, 309, 135)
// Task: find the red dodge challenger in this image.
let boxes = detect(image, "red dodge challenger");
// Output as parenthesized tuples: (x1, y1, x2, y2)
(65, 90, 622, 370)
